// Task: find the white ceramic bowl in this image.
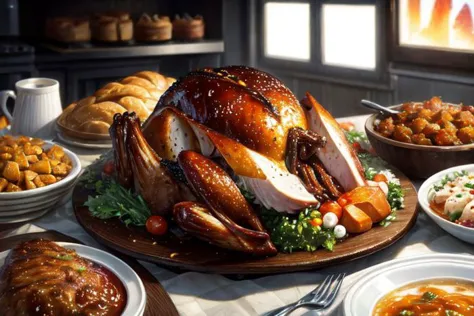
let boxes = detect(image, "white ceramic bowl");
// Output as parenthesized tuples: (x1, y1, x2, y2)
(344, 254, 474, 316)
(418, 164, 474, 244)
(0, 242, 146, 316)
(0, 141, 81, 222)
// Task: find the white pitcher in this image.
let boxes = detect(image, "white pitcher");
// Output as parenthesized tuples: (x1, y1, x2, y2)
(0, 78, 62, 139)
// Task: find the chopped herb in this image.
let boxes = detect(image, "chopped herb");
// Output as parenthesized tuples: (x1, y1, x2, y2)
(344, 130, 368, 145)
(421, 291, 437, 302)
(465, 183, 474, 189)
(433, 170, 468, 191)
(449, 211, 463, 222)
(445, 310, 463, 316)
(456, 193, 463, 198)
(399, 311, 415, 316)
(56, 254, 73, 261)
(85, 180, 151, 226)
(77, 266, 87, 273)
(259, 206, 336, 253)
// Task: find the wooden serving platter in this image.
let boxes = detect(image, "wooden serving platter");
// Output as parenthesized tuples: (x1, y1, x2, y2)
(73, 162, 418, 275)
(0, 231, 179, 316)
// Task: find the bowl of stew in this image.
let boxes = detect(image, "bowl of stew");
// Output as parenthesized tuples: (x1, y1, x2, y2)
(344, 254, 474, 316)
(365, 97, 474, 179)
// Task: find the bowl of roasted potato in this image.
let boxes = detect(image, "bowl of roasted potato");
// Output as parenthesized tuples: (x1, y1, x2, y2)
(365, 97, 474, 179)
(0, 135, 81, 222)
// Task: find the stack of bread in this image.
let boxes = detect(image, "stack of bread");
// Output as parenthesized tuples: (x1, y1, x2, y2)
(57, 71, 175, 139)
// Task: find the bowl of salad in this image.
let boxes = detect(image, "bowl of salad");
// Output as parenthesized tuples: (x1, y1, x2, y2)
(418, 164, 474, 244)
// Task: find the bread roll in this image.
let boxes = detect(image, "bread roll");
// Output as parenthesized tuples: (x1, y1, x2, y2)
(58, 71, 175, 138)
(135, 14, 172, 41)
(91, 11, 133, 42)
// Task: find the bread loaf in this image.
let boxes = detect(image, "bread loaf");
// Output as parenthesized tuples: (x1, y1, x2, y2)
(58, 71, 175, 137)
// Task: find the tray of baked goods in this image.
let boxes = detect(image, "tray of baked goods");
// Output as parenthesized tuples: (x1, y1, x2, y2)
(44, 12, 205, 51)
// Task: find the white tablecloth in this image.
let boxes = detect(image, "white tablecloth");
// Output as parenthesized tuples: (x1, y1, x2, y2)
(4, 115, 474, 316)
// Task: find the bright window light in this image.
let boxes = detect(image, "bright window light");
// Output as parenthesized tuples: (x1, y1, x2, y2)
(264, 2, 310, 61)
(322, 4, 377, 70)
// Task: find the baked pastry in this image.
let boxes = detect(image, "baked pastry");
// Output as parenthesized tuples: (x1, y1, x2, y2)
(58, 71, 175, 137)
(45, 17, 91, 43)
(173, 14, 205, 40)
(135, 13, 172, 41)
(0, 240, 126, 315)
(91, 11, 133, 42)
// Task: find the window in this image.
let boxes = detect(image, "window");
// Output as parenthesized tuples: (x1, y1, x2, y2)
(321, 4, 377, 70)
(264, 2, 310, 61)
(256, 0, 387, 85)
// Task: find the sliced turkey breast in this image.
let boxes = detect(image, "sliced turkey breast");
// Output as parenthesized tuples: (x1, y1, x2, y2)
(303, 93, 366, 191)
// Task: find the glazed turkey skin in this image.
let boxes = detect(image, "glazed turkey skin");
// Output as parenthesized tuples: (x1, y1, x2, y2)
(0, 240, 126, 316)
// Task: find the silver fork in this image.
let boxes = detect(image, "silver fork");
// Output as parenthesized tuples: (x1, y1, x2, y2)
(266, 273, 345, 316)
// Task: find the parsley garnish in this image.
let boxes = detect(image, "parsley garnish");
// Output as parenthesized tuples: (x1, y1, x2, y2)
(56, 254, 73, 261)
(85, 179, 151, 226)
(260, 207, 336, 253)
(449, 211, 463, 222)
(433, 171, 468, 191)
(399, 311, 415, 316)
(465, 183, 474, 189)
(421, 291, 437, 302)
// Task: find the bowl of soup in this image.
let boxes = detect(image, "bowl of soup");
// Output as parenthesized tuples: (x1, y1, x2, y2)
(343, 254, 474, 316)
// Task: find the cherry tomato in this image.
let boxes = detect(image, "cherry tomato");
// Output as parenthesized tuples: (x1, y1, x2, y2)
(309, 218, 323, 227)
(146, 216, 168, 236)
(319, 201, 343, 220)
(103, 160, 115, 175)
(373, 173, 388, 183)
(352, 142, 362, 152)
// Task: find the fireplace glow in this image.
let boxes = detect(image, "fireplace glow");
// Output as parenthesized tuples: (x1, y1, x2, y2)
(400, 0, 474, 52)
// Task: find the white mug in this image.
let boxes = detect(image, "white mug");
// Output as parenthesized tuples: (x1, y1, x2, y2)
(0, 78, 63, 139)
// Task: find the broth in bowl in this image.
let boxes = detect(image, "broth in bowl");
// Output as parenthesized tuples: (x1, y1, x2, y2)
(373, 279, 474, 316)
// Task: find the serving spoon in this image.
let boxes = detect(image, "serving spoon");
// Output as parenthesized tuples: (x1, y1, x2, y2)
(361, 99, 400, 115)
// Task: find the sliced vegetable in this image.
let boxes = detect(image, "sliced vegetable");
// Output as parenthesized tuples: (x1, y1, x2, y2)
(340, 204, 372, 234)
(373, 173, 388, 183)
(338, 186, 391, 223)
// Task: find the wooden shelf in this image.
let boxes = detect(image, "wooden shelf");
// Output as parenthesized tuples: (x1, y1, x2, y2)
(36, 40, 224, 63)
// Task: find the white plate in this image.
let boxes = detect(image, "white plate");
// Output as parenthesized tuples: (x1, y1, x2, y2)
(344, 254, 474, 316)
(418, 164, 474, 244)
(0, 242, 145, 316)
(57, 132, 112, 149)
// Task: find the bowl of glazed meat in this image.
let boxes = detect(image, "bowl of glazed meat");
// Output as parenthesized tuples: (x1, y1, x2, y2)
(365, 96, 474, 179)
